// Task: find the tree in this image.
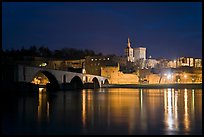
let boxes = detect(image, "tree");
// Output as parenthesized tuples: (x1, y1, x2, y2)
(29, 45, 38, 56)
(39, 46, 52, 57)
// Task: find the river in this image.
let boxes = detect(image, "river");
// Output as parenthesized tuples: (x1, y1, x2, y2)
(2, 88, 202, 135)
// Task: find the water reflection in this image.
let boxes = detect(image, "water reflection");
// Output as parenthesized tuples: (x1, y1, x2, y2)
(2, 88, 202, 135)
(37, 88, 50, 123)
(164, 88, 179, 134)
(184, 89, 190, 132)
(82, 90, 86, 128)
(81, 88, 202, 135)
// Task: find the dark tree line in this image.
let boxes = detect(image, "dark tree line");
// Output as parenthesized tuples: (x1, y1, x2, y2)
(3, 45, 103, 60)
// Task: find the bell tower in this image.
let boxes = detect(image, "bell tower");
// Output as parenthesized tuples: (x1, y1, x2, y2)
(124, 37, 134, 62)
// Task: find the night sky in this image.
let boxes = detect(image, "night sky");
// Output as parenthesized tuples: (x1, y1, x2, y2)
(2, 2, 202, 59)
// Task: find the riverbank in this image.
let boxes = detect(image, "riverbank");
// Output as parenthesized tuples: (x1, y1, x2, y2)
(101, 83, 202, 89)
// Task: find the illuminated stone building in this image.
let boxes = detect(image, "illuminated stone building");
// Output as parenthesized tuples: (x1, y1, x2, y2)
(124, 38, 134, 62)
(123, 37, 147, 69)
(176, 57, 202, 68)
(167, 60, 177, 68)
(84, 56, 117, 76)
(177, 57, 194, 67)
(133, 47, 146, 61)
(194, 58, 202, 68)
(146, 56, 159, 68)
(101, 64, 139, 84)
(146, 71, 202, 84)
(155, 58, 169, 69)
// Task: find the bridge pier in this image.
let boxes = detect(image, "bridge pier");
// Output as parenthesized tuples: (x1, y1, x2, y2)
(83, 82, 99, 89)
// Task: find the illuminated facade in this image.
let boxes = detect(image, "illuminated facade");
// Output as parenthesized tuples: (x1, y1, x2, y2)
(133, 47, 146, 61)
(146, 57, 159, 68)
(84, 56, 117, 76)
(176, 57, 202, 68)
(123, 38, 147, 69)
(194, 58, 202, 68)
(124, 38, 134, 62)
(167, 60, 177, 68)
(177, 57, 194, 67)
(124, 38, 146, 62)
(146, 71, 202, 84)
(101, 64, 139, 84)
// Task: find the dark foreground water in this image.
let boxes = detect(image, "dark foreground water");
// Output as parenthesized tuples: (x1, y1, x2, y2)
(2, 88, 202, 135)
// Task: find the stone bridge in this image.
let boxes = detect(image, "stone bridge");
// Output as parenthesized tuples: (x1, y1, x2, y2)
(16, 65, 109, 90)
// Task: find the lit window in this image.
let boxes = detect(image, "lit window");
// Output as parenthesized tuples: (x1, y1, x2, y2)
(39, 62, 47, 67)
(91, 59, 93, 61)
(107, 58, 110, 60)
(95, 59, 97, 61)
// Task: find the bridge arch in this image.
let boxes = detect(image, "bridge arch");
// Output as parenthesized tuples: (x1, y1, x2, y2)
(104, 79, 109, 85)
(70, 76, 84, 89)
(31, 70, 60, 91)
(92, 77, 100, 89)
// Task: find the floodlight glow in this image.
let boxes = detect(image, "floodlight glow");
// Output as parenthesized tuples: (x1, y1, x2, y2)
(167, 74, 171, 79)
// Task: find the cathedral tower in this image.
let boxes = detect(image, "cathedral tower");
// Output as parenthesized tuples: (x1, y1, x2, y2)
(124, 38, 134, 62)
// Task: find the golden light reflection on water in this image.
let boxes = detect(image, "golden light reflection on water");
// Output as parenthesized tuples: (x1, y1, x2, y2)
(162, 88, 201, 134)
(164, 88, 179, 134)
(37, 88, 50, 123)
(81, 88, 202, 134)
(184, 89, 190, 132)
(82, 90, 86, 128)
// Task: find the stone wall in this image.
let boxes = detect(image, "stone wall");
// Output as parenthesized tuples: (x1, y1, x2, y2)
(147, 72, 202, 84)
(101, 65, 202, 84)
(101, 66, 139, 84)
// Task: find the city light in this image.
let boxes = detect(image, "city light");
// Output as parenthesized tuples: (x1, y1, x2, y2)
(39, 62, 47, 67)
(83, 76, 86, 82)
(167, 74, 172, 80)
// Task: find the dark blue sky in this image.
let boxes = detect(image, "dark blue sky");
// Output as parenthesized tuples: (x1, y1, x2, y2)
(2, 2, 202, 59)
